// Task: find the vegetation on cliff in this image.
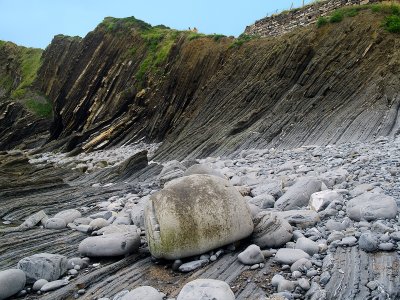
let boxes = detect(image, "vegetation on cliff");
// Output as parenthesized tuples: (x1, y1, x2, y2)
(317, 2, 400, 33)
(0, 41, 52, 119)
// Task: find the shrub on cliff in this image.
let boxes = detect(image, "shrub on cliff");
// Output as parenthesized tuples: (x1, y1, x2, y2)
(384, 15, 400, 33)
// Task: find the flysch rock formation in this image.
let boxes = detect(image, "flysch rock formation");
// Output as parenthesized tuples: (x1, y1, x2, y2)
(27, 10, 400, 160)
(1, 4, 400, 300)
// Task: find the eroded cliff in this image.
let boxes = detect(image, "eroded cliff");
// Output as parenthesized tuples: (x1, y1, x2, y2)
(0, 41, 51, 150)
(33, 9, 400, 160)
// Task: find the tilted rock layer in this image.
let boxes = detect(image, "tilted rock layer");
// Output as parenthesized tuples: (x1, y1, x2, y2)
(24, 10, 400, 158)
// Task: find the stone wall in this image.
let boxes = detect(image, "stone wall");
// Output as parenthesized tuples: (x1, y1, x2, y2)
(244, 0, 381, 37)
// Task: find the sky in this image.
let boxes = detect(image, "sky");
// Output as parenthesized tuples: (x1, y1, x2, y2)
(0, 0, 314, 49)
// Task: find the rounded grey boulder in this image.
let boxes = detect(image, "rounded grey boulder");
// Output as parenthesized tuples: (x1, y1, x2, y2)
(275, 177, 322, 211)
(238, 244, 264, 265)
(89, 218, 109, 230)
(0, 269, 26, 300)
(275, 248, 310, 265)
(252, 212, 293, 248)
(145, 175, 254, 260)
(346, 193, 398, 221)
(53, 209, 82, 224)
(121, 286, 165, 300)
(45, 218, 67, 229)
(295, 237, 319, 256)
(78, 232, 140, 257)
(177, 279, 235, 300)
(33, 279, 48, 291)
(17, 253, 68, 283)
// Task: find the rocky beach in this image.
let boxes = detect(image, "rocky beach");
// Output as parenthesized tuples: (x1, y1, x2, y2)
(1, 0, 400, 299)
(1, 135, 399, 299)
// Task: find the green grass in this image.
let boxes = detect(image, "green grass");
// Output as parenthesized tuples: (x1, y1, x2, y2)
(317, 16, 329, 27)
(230, 34, 258, 48)
(25, 99, 53, 118)
(135, 28, 180, 87)
(11, 47, 42, 99)
(187, 32, 206, 40)
(101, 16, 152, 32)
(317, 2, 400, 34)
(384, 14, 400, 33)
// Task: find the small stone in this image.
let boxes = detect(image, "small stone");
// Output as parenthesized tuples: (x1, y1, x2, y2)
(44, 218, 67, 229)
(89, 218, 109, 230)
(320, 271, 331, 285)
(277, 279, 296, 292)
(292, 271, 302, 278)
(172, 260, 183, 271)
(238, 244, 264, 265)
(298, 278, 310, 290)
(275, 248, 310, 265)
(78, 289, 86, 295)
(40, 279, 69, 292)
(33, 279, 48, 292)
(359, 232, 379, 252)
(89, 211, 112, 220)
(250, 264, 260, 270)
(295, 238, 319, 256)
(378, 243, 394, 251)
(290, 258, 312, 272)
(339, 236, 357, 247)
(306, 269, 318, 277)
(271, 274, 285, 287)
(68, 269, 78, 275)
(178, 259, 208, 272)
(367, 280, 379, 290)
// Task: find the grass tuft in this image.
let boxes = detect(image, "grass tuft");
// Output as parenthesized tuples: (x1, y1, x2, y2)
(25, 99, 53, 118)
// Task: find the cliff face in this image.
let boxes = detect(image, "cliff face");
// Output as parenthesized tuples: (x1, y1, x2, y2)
(20, 10, 400, 158)
(0, 41, 51, 150)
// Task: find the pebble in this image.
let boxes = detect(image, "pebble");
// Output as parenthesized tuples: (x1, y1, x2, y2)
(40, 279, 69, 292)
(178, 259, 209, 272)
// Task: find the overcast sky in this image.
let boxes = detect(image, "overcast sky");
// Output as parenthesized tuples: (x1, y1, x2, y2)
(0, 0, 313, 49)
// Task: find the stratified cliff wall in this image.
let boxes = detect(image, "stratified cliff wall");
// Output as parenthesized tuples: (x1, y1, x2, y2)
(32, 10, 400, 159)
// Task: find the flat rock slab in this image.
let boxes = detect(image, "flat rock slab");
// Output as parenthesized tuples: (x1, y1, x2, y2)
(325, 247, 400, 299)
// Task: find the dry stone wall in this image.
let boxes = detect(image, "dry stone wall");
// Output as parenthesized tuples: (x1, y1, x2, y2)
(245, 0, 381, 37)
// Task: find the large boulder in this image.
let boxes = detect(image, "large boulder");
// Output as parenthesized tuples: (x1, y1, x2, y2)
(177, 279, 235, 300)
(252, 212, 293, 248)
(121, 286, 165, 300)
(0, 269, 26, 300)
(78, 232, 140, 257)
(275, 178, 322, 211)
(17, 253, 68, 283)
(347, 193, 398, 221)
(53, 209, 81, 224)
(145, 174, 254, 260)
